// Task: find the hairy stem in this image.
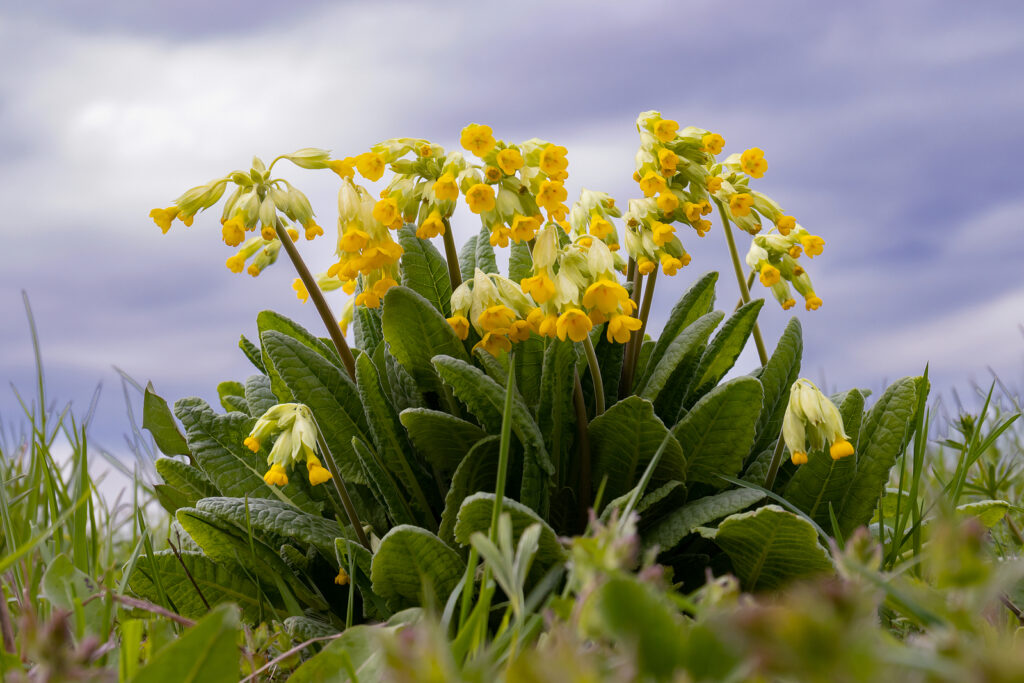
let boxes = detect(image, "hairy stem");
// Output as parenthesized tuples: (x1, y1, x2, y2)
(441, 217, 463, 291)
(314, 428, 371, 550)
(618, 268, 646, 399)
(714, 200, 769, 366)
(762, 431, 789, 491)
(275, 221, 357, 380)
(630, 268, 658, 385)
(573, 370, 593, 531)
(582, 334, 605, 415)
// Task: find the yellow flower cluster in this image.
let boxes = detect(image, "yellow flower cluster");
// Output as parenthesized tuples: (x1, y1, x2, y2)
(518, 224, 640, 344)
(446, 269, 534, 356)
(745, 225, 827, 311)
(567, 189, 622, 253)
(244, 403, 333, 487)
(327, 179, 404, 308)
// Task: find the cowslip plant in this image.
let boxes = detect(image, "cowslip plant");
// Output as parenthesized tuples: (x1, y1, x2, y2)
(134, 113, 926, 632)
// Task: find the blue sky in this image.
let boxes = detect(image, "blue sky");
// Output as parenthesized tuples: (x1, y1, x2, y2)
(2, 1, 1023, 459)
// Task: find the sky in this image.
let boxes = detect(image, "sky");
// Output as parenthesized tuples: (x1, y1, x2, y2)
(2, 0, 1023, 473)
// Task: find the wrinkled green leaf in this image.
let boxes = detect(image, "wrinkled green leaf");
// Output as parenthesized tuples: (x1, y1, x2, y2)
(537, 340, 579, 483)
(397, 224, 452, 316)
(750, 317, 802, 457)
(370, 525, 464, 612)
(399, 408, 488, 477)
(637, 271, 718, 390)
(509, 241, 533, 283)
(244, 374, 277, 417)
(683, 299, 763, 408)
(351, 436, 417, 527)
(458, 234, 478, 283)
(155, 457, 219, 502)
(286, 624, 387, 683)
(239, 334, 267, 374)
(438, 437, 502, 546)
(474, 224, 498, 274)
(131, 604, 239, 683)
(643, 488, 766, 553)
(637, 311, 722, 405)
(144, 384, 190, 458)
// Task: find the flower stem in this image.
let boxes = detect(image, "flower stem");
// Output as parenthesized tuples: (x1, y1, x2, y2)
(582, 334, 605, 416)
(314, 428, 371, 550)
(573, 370, 592, 531)
(441, 218, 462, 291)
(714, 200, 768, 366)
(275, 222, 357, 380)
(490, 353, 516, 541)
(630, 268, 658, 385)
(618, 268, 646, 398)
(762, 430, 788, 491)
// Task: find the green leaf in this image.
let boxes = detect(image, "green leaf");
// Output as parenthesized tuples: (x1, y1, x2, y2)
(453, 492, 566, 581)
(589, 396, 686, 507)
(176, 507, 325, 610)
(956, 499, 1011, 528)
(282, 615, 339, 641)
(537, 340, 579, 484)
(355, 353, 438, 526)
(397, 224, 452, 316)
(244, 374, 277, 417)
(637, 271, 718, 390)
(41, 554, 105, 634)
(474, 224, 498, 274)
(286, 624, 387, 683)
(336, 538, 391, 621)
(129, 551, 268, 622)
(194, 497, 352, 562)
(155, 457, 219, 502)
(385, 353, 426, 414)
(509, 241, 533, 282)
(239, 335, 266, 374)
(701, 505, 834, 591)
(636, 311, 722, 405)
(642, 488, 766, 553)
(433, 355, 552, 512)
(683, 299, 764, 408)
(672, 377, 763, 489)
(257, 310, 341, 401)
(173, 398, 319, 513)
(836, 377, 921, 536)
(353, 302, 384, 354)
(399, 408, 488, 477)
(382, 286, 471, 397)
(260, 330, 371, 485)
(131, 603, 239, 683)
(370, 525, 464, 612)
(514, 336, 545, 409)
(458, 234, 478, 283)
(216, 381, 247, 414)
(750, 317, 802, 457)
(578, 576, 688, 680)
(783, 390, 866, 528)
(143, 383, 190, 458)
(438, 436, 501, 546)
(351, 436, 418, 527)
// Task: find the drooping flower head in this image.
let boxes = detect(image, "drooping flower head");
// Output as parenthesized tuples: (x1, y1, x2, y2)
(782, 379, 854, 465)
(244, 403, 332, 486)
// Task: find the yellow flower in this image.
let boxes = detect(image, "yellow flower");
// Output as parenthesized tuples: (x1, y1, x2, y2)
(509, 320, 531, 343)
(693, 219, 711, 237)
(306, 455, 333, 485)
(327, 158, 355, 179)
(222, 215, 246, 247)
(706, 176, 723, 193)
(651, 221, 675, 247)
(759, 263, 781, 287)
(637, 257, 656, 276)
(582, 279, 630, 314)
(247, 264, 262, 277)
(490, 223, 511, 248)
(264, 464, 288, 487)
(790, 451, 808, 465)
(660, 254, 685, 276)
(371, 277, 398, 299)
(788, 245, 802, 258)
(475, 330, 512, 355)
(586, 214, 611, 240)
(527, 307, 545, 333)
(701, 133, 725, 155)
(355, 152, 386, 181)
(538, 313, 559, 338)
(244, 436, 261, 452)
(510, 214, 540, 243)
(460, 123, 496, 156)
(466, 183, 496, 214)
(556, 308, 593, 342)
(496, 148, 524, 175)
(799, 234, 825, 258)
(433, 173, 459, 201)
(293, 278, 309, 303)
(149, 207, 178, 234)
(261, 224, 276, 241)
(447, 315, 470, 340)
(776, 215, 796, 235)
(540, 145, 569, 176)
(606, 314, 642, 344)
(355, 290, 381, 308)
(372, 198, 400, 226)
(658, 148, 678, 175)
(304, 220, 324, 240)
(339, 226, 370, 252)
(740, 147, 768, 178)
(683, 202, 703, 223)
(536, 180, 568, 213)
(521, 273, 556, 304)
(830, 438, 854, 460)
(477, 304, 516, 332)
(417, 210, 446, 239)
(729, 193, 754, 217)
(805, 293, 822, 311)
(485, 166, 502, 182)
(334, 568, 350, 586)
(225, 253, 247, 274)
(782, 298, 796, 310)
(638, 171, 667, 198)
(653, 118, 679, 142)
(656, 193, 679, 214)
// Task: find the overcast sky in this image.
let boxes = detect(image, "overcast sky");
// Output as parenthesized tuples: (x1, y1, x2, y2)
(2, 0, 1023, 462)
